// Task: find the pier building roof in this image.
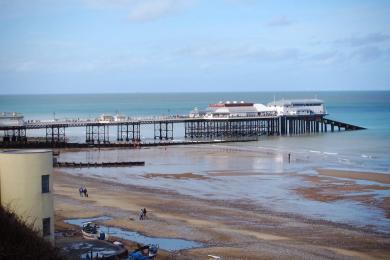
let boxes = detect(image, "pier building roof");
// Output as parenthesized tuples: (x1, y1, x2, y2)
(267, 99, 324, 107)
(209, 101, 254, 108)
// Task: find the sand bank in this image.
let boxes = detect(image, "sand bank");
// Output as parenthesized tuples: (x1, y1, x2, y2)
(318, 168, 390, 184)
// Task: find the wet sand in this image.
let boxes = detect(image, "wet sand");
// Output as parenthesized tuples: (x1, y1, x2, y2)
(54, 167, 390, 259)
(295, 168, 390, 220)
(317, 168, 390, 184)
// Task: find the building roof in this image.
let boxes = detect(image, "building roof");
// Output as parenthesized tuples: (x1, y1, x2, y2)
(210, 106, 258, 114)
(254, 104, 276, 112)
(209, 101, 254, 108)
(267, 99, 324, 106)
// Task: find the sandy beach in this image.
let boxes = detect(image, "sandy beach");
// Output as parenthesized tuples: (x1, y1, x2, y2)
(53, 145, 390, 259)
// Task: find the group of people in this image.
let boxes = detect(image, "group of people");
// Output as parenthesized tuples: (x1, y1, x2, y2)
(139, 208, 147, 220)
(79, 186, 89, 197)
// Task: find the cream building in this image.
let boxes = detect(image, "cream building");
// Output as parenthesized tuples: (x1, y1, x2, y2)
(0, 149, 54, 243)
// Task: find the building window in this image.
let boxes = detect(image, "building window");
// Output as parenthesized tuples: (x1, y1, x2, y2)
(41, 175, 50, 193)
(42, 217, 51, 236)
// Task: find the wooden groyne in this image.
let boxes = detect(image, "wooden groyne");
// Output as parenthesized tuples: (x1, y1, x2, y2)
(54, 161, 145, 168)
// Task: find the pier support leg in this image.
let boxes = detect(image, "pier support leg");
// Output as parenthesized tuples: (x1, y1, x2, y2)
(86, 124, 109, 144)
(117, 123, 140, 142)
(154, 122, 173, 140)
(2, 127, 27, 143)
(46, 126, 66, 145)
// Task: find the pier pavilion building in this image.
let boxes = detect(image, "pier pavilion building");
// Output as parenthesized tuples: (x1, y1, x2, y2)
(267, 99, 327, 116)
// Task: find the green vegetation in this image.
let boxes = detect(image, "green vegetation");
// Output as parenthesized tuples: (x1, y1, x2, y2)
(0, 206, 65, 259)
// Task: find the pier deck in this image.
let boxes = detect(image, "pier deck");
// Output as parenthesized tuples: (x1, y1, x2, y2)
(0, 115, 365, 148)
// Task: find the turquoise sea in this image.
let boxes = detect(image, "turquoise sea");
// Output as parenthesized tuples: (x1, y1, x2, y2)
(1, 91, 390, 172)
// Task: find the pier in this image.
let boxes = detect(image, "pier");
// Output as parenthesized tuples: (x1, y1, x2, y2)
(0, 115, 365, 148)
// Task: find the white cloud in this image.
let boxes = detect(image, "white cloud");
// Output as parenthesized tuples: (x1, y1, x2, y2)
(178, 45, 303, 63)
(307, 50, 344, 65)
(84, 0, 196, 22)
(350, 46, 383, 62)
(84, 0, 136, 8)
(267, 16, 293, 27)
(0, 54, 150, 73)
(334, 33, 390, 47)
(128, 0, 183, 22)
(177, 42, 390, 66)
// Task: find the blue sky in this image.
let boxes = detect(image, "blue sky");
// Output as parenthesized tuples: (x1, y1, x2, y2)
(0, 0, 389, 94)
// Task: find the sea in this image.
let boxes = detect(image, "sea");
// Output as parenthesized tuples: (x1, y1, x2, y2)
(1, 91, 389, 173)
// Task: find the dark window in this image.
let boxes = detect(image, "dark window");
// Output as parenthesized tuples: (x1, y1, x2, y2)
(42, 175, 50, 193)
(42, 217, 50, 236)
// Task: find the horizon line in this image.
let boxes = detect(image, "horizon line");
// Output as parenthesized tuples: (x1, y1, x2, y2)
(1, 89, 390, 96)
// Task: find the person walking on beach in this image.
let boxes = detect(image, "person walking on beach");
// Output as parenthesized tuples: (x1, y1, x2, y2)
(288, 153, 291, 164)
(143, 208, 147, 219)
(79, 186, 84, 197)
(83, 186, 88, 197)
(139, 209, 144, 220)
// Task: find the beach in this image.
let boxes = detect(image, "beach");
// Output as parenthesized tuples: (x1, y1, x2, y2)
(54, 145, 390, 259)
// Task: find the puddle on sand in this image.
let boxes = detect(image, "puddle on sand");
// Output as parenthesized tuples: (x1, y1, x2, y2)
(65, 216, 203, 251)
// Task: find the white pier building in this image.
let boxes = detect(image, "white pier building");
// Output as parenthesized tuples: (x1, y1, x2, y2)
(267, 99, 327, 116)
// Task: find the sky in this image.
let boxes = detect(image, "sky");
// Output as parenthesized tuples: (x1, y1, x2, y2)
(0, 0, 390, 94)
